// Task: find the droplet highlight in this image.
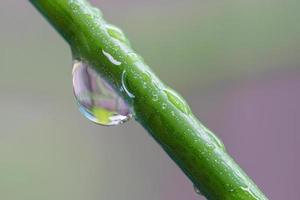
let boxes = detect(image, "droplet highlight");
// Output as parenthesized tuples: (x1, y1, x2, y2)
(102, 50, 122, 66)
(194, 185, 203, 196)
(121, 70, 135, 98)
(72, 60, 131, 126)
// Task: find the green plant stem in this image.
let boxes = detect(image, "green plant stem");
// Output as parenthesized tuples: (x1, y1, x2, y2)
(29, 0, 268, 199)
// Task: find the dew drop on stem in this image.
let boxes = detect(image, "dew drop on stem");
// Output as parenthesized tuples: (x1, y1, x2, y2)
(121, 70, 135, 99)
(194, 185, 203, 196)
(72, 60, 131, 126)
(106, 24, 130, 45)
(102, 49, 122, 66)
(164, 88, 192, 115)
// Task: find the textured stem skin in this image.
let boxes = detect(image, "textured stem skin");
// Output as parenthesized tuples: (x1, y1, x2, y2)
(30, 1, 268, 199)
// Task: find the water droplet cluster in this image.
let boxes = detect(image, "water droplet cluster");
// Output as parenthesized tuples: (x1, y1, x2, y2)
(68, 4, 224, 154)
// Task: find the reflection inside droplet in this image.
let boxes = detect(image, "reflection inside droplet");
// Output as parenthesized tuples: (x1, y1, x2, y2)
(72, 60, 131, 126)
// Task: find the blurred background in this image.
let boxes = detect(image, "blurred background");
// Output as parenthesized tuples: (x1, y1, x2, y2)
(1, 0, 299, 199)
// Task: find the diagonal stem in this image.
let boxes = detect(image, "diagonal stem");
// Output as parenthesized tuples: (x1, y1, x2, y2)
(29, 0, 268, 199)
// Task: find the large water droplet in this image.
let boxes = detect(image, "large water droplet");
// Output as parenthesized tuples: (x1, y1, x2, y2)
(164, 88, 191, 115)
(72, 60, 131, 126)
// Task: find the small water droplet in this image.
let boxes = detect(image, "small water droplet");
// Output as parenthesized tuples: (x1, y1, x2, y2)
(162, 103, 167, 109)
(204, 126, 225, 150)
(152, 92, 158, 101)
(142, 81, 147, 89)
(121, 70, 135, 98)
(72, 60, 131, 126)
(171, 111, 175, 116)
(241, 186, 260, 199)
(102, 49, 122, 66)
(106, 24, 130, 45)
(91, 7, 102, 17)
(127, 52, 142, 62)
(194, 185, 202, 196)
(164, 88, 191, 114)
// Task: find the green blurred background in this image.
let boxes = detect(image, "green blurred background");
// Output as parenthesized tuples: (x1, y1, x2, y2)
(1, 0, 299, 199)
